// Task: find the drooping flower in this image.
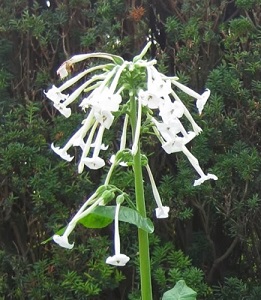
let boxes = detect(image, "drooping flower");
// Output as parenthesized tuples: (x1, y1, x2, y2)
(146, 164, 169, 218)
(81, 125, 106, 170)
(196, 89, 211, 115)
(106, 198, 130, 266)
(53, 234, 74, 249)
(53, 223, 76, 249)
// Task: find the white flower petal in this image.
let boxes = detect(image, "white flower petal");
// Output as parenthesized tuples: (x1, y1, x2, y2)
(196, 89, 211, 115)
(53, 234, 74, 249)
(82, 157, 105, 169)
(44, 85, 68, 104)
(57, 63, 69, 79)
(91, 143, 108, 150)
(193, 173, 218, 186)
(94, 110, 114, 129)
(162, 138, 184, 154)
(138, 89, 160, 109)
(51, 143, 74, 161)
(53, 103, 71, 118)
(155, 206, 170, 218)
(106, 254, 130, 266)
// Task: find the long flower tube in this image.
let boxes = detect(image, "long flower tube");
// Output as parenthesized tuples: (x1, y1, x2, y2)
(82, 125, 106, 170)
(51, 110, 95, 161)
(106, 197, 130, 266)
(78, 120, 99, 173)
(62, 74, 107, 107)
(57, 53, 124, 79)
(171, 90, 202, 135)
(58, 64, 113, 92)
(53, 194, 106, 249)
(145, 165, 169, 218)
(182, 146, 218, 185)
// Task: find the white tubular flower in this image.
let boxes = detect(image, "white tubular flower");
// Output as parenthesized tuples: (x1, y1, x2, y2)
(62, 75, 105, 108)
(159, 99, 184, 122)
(120, 114, 129, 150)
(152, 118, 180, 140)
(57, 62, 69, 79)
(171, 90, 202, 135)
(72, 110, 95, 149)
(109, 114, 129, 166)
(53, 102, 72, 118)
(56, 53, 123, 79)
(149, 66, 173, 97)
(171, 78, 202, 99)
(53, 223, 76, 249)
(106, 201, 130, 266)
(196, 89, 210, 115)
(44, 86, 71, 117)
(82, 156, 105, 170)
(78, 121, 99, 173)
(51, 110, 95, 161)
(171, 78, 211, 115)
(106, 254, 130, 266)
(152, 116, 196, 148)
(91, 89, 122, 129)
(194, 173, 218, 186)
(94, 110, 114, 130)
(182, 146, 218, 185)
(82, 125, 106, 170)
(51, 143, 74, 161)
(132, 95, 142, 156)
(109, 62, 128, 93)
(53, 194, 106, 249)
(53, 235, 74, 249)
(138, 89, 160, 109)
(146, 165, 169, 218)
(44, 85, 68, 103)
(59, 64, 111, 92)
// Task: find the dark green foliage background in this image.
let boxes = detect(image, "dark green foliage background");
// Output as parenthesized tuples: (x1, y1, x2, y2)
(0, 0, 261, 299)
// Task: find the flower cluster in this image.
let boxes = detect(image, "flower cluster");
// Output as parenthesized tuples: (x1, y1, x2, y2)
(45, 42, 217, 266)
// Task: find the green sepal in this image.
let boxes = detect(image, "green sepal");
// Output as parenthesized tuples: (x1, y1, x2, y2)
(111, 55, 125, 65)
(101, 190, 115, 204)
(162, 280, 197, 300)
(116, 150, 148, 166)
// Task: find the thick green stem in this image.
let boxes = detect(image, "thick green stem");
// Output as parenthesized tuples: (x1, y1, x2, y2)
(130, 93, 153, 300)
(133, 148, 153, 300)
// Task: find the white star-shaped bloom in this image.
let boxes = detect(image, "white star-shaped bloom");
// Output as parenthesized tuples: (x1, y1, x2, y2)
(81, 156, 105, 170)
(51, 143, 74, 161)
(57, 62, 69, 79)
(44, 85, 68, 104)
(53, 234, 74, 249)
(194, 173, 218, 186)
(146, 165, 169, 219)
(53, 102, 71, 118)
(156, 206, 170, 218)
(138, 89, 161, 109)
(159, 100, 185, 122)
(196, 89, 210, 115)
(106, 254, 130, 266)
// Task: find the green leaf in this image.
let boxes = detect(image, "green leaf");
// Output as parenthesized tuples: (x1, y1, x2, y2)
(78, 213, 113, 228)
(162, 280, 197, 300)
(80, 205, 154, 233)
